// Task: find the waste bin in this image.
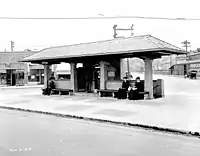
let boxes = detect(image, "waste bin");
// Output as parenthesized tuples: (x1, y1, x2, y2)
(153, 79, 164, 98)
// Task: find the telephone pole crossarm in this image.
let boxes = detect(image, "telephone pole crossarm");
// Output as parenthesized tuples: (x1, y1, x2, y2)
(181, 40, 190, 52)
(113, 24, 134, 75)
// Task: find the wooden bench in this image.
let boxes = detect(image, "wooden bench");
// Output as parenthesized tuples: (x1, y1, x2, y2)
(42, 88, 48, 95)
(98, 80, 122, 97)
(98, 80, 159, 99)
(51, 88, 73, 95)
(42, 80, 74, 96)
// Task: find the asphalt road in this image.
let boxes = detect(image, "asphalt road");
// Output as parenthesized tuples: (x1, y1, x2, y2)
(0, 109, 200, 156)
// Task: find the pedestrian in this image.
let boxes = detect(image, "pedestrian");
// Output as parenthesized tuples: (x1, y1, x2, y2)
(48, 73, 56, 95)
(117, 76, 130, 99)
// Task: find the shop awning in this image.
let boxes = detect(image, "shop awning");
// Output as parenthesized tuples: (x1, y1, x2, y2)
(0, 69, 6, 73)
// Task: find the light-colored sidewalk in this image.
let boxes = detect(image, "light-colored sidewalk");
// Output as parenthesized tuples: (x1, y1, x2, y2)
(0, 73, 200, 135)
(0, 88, 200, 134)
(0, 85, 43, 89)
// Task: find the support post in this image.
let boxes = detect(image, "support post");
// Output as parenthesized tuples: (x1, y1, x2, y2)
(44, 64, 50, 88)
(39, 69, 43, 84)
(100, 61, 107, 90)
(70, 62, 78, 92)
(120, 58, 125, 79)
(23, 63, 29, 85)
(91, 70, 95, 91)
(144, 58, 154, 99)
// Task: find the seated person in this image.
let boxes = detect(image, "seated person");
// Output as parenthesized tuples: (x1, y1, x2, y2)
(126, 72, 133, 80)
(49, 73, 55, 81)
(128, 76, 144, 100)
(47, 73, 56, 95)
(117, 77, 130, 99)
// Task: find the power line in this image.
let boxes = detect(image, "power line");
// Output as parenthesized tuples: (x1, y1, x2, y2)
(0, 16, 200, 21)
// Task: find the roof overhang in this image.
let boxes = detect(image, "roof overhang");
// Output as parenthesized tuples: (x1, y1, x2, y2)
(20, 35, 186, 64)
(21, 48, 186, 64)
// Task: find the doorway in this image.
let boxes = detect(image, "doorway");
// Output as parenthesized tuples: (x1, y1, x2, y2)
(6, 69, 16, 86)
(93, 67, 100, 90)
(77, 67, 86, 92)
(77, 66, 99, 92)
(184, 64, 187, 75)
(12, 73, 16, 86)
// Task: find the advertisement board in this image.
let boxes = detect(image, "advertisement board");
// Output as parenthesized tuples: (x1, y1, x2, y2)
(107, 71, 115, 77)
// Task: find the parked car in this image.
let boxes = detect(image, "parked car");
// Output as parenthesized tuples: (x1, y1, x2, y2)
(189, 70, 197, 79)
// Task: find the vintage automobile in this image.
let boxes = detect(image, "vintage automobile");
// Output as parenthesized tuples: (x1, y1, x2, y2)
(188, 70, 197, 79)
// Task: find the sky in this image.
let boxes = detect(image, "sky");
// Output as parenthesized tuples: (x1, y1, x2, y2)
(0, 0, 200, 52)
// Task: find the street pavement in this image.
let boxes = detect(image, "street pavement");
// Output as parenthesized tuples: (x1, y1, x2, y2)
(1, 109, 200, 156)
(0, 73, 200, 134)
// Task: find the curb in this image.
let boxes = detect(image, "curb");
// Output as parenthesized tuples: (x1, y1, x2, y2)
(0, 105, 200, 138)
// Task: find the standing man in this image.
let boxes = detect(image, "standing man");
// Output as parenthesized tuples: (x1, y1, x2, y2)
(48, 73, 56, 95)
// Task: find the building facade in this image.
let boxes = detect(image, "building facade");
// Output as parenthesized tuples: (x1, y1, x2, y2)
(169, 51, 200, 77)
(0, 50, 44, 86)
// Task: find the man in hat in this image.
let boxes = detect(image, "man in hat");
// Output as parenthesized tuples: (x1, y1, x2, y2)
(117, 76, 130, 99)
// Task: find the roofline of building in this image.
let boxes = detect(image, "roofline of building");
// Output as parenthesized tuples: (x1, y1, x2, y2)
(0, 51, 39, 53)
(146, 35, 184, 51)
(37, 35, 152, 53)
(36, 34, 184, 53)
(21, 47, 186, 63)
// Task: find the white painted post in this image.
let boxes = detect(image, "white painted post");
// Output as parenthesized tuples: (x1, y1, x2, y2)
(120, 58, 125, 79)
(70, 62, 78, 93)
(144, 58, 154, 99)
(100, 61, 107, 90)
(23, 63, 29, 85)
(43, 64, 50, 88)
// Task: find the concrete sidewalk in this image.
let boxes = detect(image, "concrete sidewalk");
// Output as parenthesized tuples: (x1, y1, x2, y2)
(0, 88, 200, 135)
(1, 73, 200, 136)
(0, 85, 43, 89)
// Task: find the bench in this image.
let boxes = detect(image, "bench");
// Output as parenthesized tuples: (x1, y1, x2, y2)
(98, 80, 160, 99)
(51, 88, 73, 95)
(42, 88, 48, 95)
(42, 80, 74, 96)
(98, 80, 122, 97)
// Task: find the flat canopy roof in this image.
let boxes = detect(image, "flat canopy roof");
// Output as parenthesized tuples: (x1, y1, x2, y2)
(23, 35, 186, 63)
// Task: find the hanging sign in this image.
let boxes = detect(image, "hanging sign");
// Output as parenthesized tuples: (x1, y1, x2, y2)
(108, 71, 115, 77)
(42, 62, 48, 65)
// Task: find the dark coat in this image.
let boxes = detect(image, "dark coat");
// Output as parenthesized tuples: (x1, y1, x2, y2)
(49, 76, 55, 81)
(135, 81, 144, 92)
(122, 80, 130, 91)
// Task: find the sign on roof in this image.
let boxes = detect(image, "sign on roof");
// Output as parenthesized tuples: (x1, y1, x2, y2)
(190, 63, 200, 68)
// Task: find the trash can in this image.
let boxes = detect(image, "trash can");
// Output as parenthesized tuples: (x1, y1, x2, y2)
(154, 79, 164, 98)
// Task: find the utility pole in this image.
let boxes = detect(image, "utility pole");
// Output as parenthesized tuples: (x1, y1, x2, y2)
(9, 41, 14, 85)
(113, 24, 134, 75)
(11, 41, 14, 53)
(10, 41, 14, 63)
(182, 40, 190, 53)
(181, 40, 191, 77)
